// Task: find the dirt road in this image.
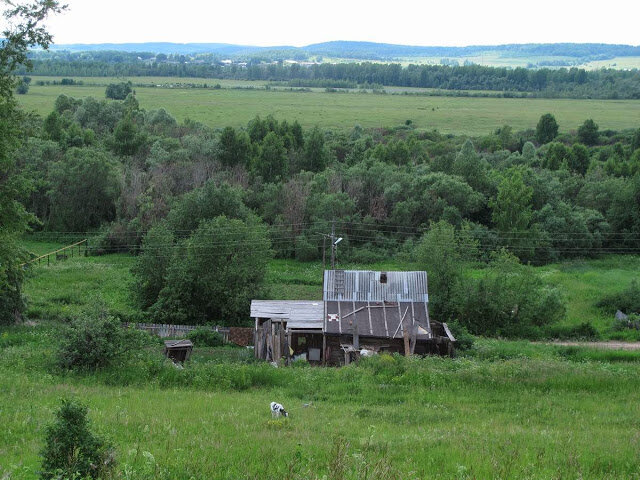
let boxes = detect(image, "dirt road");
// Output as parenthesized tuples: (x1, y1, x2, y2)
(549, 341, 640, 350)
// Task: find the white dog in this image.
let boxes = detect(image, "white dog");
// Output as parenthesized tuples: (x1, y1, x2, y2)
(270, 402, 288, 418)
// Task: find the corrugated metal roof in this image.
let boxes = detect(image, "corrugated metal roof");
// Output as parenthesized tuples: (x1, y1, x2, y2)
(323, 270, 429, 302)
(250, 300, 323, 329)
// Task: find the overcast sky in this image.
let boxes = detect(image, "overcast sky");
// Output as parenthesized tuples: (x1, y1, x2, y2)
(31, 0, 640, 47)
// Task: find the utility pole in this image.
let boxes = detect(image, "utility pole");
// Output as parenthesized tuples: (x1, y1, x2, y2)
(330, 220, 336, 269)
(321, 220, 342, 270)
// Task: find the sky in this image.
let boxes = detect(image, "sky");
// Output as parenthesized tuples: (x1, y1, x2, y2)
(28, 0, 640, 47)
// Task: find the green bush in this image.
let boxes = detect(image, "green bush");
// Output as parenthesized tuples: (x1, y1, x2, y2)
(456, 251, 566, 338)
(447, 321, 475, 351)
(57, 311, 148, 370)
(596, 279, 640, 314)
(187, 328, 224, 347)
(40, 399, 115, 480)
(544, 322, 600, 340)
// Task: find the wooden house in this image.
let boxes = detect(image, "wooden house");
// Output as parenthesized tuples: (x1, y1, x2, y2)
(252, 270, 455, 366)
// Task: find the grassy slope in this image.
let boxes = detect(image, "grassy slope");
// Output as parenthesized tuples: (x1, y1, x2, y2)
(16, 80, 640, 135)
(2, 326, 640, 479)
(22, 251, 136, 321)
(539, 256, 640, 332)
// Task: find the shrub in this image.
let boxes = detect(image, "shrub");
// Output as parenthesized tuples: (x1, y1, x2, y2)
(187, 328, 224, 347)
(544, 322, 600, 340)
(596, 279, 640, 314)
(40, 399, 115, 480)
(447, 321, 475, 351)
(57, 311, 148, 370)
(456, 250, 566, 338)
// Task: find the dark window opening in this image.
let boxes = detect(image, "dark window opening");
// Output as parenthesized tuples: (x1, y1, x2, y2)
(380, 272, 387, 284)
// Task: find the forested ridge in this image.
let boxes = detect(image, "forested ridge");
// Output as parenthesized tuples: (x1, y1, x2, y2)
(22, 51, 640, 99)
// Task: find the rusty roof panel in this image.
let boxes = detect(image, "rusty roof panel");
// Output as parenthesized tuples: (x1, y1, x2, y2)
(324, 300, 431, 339)
(323, 270, 429, 302)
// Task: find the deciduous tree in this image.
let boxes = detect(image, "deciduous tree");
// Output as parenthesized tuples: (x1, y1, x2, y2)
(0, 0, 64, 323)
(535, 113, 559, 144)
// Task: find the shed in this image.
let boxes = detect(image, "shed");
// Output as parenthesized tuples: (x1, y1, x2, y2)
(163, 339, 193, 363)
(251, 300, 323, 363)
(251, 270, 455, 366)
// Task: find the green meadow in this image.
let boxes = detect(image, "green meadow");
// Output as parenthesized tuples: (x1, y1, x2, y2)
(16, 77, 640, 135)
(2, 242, 640, 479)
(3, 322, 640, 479)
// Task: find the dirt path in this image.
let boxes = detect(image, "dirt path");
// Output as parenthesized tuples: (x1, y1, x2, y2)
(548, 341, 640, 350)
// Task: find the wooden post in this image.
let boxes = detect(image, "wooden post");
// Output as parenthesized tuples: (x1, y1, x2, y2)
(287, 330, 292, 366)
(410, 324, 418, 355)
(352, 319, 359, 350)
(271, 321, 276, 361)
(322, 334, 327, 366)
(402, 315, 411, 357)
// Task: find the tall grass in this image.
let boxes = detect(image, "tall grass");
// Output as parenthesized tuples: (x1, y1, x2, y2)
(2, 324, 640, 479)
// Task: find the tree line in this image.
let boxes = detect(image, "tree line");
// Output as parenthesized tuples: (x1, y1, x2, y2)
(20, 52, 640, 99)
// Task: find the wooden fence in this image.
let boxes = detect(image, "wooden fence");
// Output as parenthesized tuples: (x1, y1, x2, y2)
(124, 323, 254, 346)
(21, 239, 88, 267)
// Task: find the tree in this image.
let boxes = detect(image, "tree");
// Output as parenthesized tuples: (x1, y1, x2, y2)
(0, 1, 64, 323)
(414, 220, 478, 320)
(578, 118, 599, 146)
(254, 131, 288, 182)
(301, 126, 329, 172)
(490, 168, 535, 258)
(150, 216, 272, 325)
(456, 250, 566, 337)
(40, 399, 115, 480)
(105, 81, 132, 100)
(521, 141, 536, 163)
(132, 223, 175, 309)
(631, 128, 640, 152)
(15, 76, 30, 94)
(543, 142, 568, 170)
(568, 143, 590, 175)
(535, 113, 559, 144)
(491, 168, 533, 232)
(165, 181, 250, 236)
(47, 148, 120, 231)
(218, 126, 250, 167)
(111, 115, 145, 156)
(452, 139, 490, 193)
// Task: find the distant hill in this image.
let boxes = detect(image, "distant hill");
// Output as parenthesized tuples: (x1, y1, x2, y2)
(49, 42, 297, 56)
(48, 41, 640, 60)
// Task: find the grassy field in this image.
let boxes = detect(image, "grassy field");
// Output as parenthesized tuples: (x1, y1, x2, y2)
(2, 324, 640, 479)
(6, 242, 640, 478)
(16, 77, 640, 135)
(19, 239, 640, 339)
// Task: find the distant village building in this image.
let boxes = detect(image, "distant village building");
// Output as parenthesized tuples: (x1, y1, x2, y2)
(252, 270, 456, 366)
